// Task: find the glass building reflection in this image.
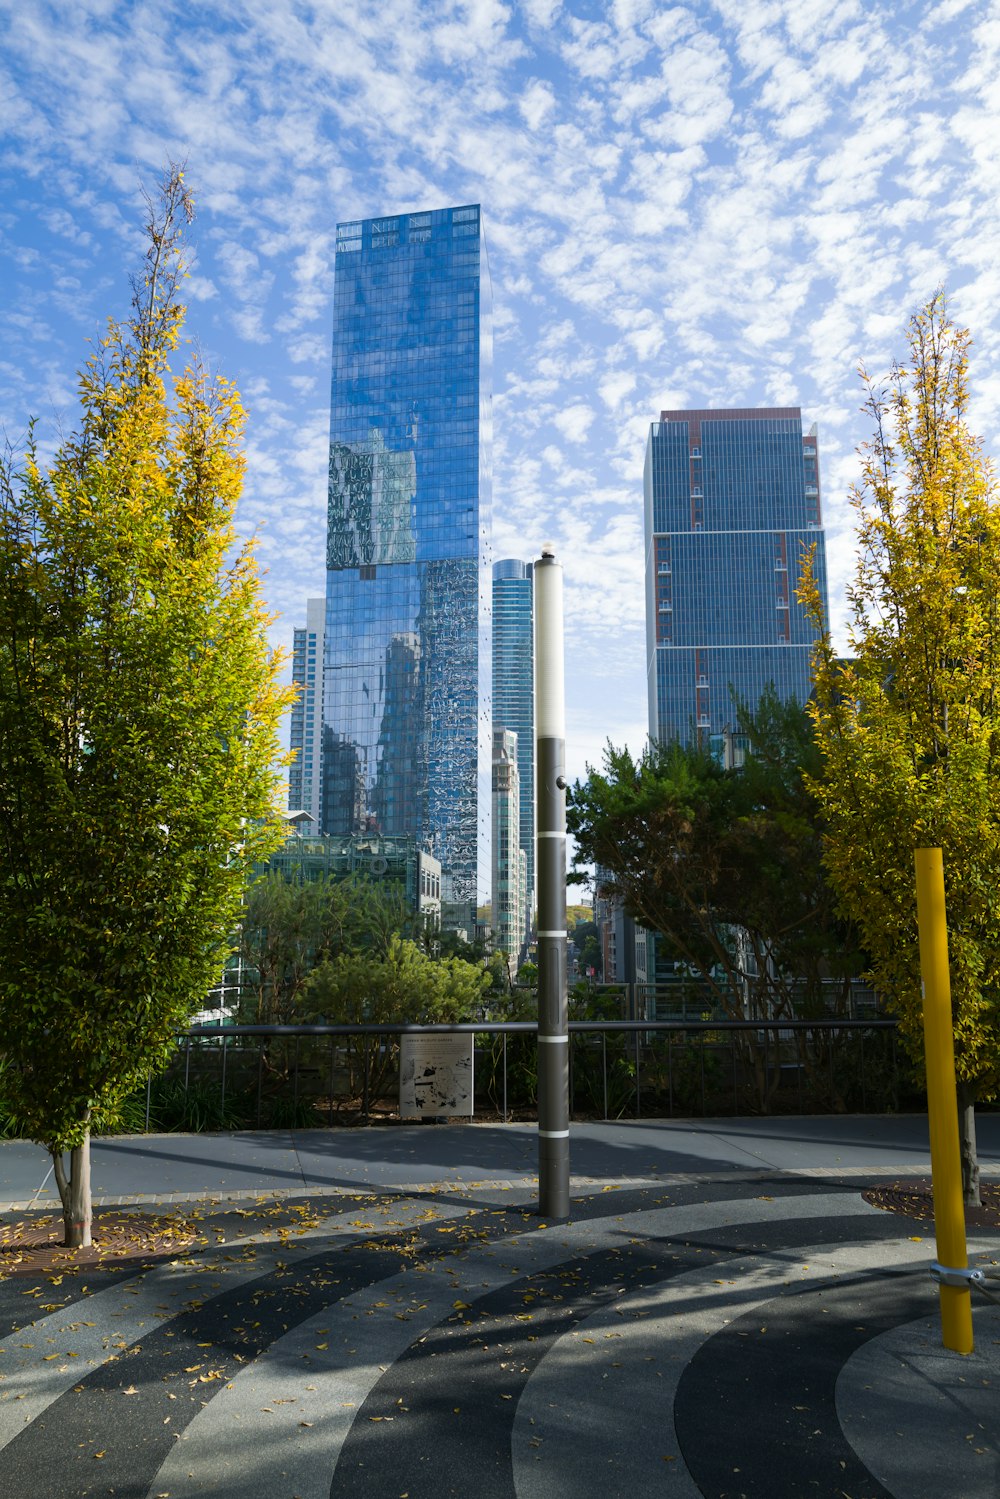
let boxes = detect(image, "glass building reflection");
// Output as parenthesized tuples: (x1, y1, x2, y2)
(645, 407, 829, 747)
(322, 206, 492, 901)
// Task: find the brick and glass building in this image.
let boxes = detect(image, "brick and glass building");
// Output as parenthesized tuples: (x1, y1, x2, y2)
(491, 727, 527, 962)
(287, 597, 325, 828)
(491, 558, 534, 926)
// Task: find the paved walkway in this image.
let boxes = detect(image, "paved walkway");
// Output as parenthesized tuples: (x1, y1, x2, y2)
(2, 1115, 998, 1498)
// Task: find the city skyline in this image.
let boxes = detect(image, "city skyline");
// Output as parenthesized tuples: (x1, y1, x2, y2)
(1, 3, 998, 820)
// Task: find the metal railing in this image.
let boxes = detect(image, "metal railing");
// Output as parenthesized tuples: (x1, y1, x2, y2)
(140, 1017, 906, 1129)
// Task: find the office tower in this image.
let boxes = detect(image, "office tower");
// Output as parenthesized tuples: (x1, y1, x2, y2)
(322, 205, 492, 901)
(492, 558, 534, 921)
(492, 727, 527, 961)
(645, 407, 828, 747)
(287, 597, 325, 828)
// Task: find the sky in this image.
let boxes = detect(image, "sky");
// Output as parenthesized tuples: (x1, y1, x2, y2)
(2, 0, 1000, 890)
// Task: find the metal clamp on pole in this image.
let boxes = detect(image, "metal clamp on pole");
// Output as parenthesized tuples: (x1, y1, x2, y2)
(930, 1262, 986, 1290)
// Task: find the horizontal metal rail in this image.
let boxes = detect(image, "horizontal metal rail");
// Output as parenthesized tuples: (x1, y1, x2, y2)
(184, 1018, 899, 1038)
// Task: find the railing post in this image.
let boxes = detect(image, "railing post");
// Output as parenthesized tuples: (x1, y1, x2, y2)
(220, 1033, 228, 1120)
(731, 1033, 738, 1113)
(503, 1033, 508, 1123)
(668, 1033, 674, 1117)
(634, 1028, 640, 1118)
(602, 1033, 608, 1121)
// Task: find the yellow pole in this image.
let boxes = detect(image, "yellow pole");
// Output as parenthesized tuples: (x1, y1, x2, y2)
(914, 846, 973, 1355)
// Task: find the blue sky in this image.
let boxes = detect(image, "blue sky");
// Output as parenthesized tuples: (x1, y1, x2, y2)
(2, 0, 999, 818)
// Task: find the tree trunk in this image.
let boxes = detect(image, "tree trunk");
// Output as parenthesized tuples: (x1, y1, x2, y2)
(50, 1129, 93, 1248)
(957, 1080, 981, 1209)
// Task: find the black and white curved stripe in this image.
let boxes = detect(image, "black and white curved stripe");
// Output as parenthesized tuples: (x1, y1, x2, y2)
(0, 1180, 992, 1499)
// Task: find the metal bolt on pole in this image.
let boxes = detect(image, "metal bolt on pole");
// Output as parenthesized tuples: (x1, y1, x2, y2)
(534, 544, 570, 1220)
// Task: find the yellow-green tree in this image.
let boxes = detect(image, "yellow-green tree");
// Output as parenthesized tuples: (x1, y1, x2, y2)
(802, 295, 1000, 1204)
(0, 169, 294, 1245)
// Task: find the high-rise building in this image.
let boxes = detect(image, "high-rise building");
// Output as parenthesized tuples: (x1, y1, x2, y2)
(287, 597, 325, 828)
(491, 727, 527, 961)
(645, 407, 828, 746)
(322, 206, 492, 901)
(492, 558, 534, 922)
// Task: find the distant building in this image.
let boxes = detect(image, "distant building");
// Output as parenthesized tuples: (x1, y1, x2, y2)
(287, 597, 325, 828)
(321, 205, 492, 902)
(267, 832, 440, 926)
(491, 727, 527, 961)
(645, 407, 829, 747)
(492, 559, 534, 926)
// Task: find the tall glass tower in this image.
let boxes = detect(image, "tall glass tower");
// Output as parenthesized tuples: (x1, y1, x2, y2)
(322, 206, 492, 900)
(492, 558, 534, 917)
(645, 407, 828, 746)
(287, 596, 325, 828)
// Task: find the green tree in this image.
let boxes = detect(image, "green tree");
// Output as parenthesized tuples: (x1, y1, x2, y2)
(572, 919, 602, 979)
(302, 938, 491, 1103)
(568, 696, 857, 1028)
(0, 168, 292, 1245)
(304, 937, 490, 1026)
(238, 871, 413, 1023)
(801, 295, 1000, 1203)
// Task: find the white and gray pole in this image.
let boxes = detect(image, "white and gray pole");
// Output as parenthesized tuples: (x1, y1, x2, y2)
(534, 544, 570, 1220)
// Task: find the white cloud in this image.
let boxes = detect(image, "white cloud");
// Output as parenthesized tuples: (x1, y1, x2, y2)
(552, 401, 597, 443)
(1, 0, 998, 860)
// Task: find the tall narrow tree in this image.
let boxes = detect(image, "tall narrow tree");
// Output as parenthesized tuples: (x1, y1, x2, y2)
(801, 295, 1000, 1204)
(0, 168, 293, 1245)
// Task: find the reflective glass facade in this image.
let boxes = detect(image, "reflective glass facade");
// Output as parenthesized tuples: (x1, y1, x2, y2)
(322, 206, 491, 902)
(491, 727, 527, 960)
(491, 558, 534, 913)
(287, 597, 324, 828)
(645, 408, 828, 745)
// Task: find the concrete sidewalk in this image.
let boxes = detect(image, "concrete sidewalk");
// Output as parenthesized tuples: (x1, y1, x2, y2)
(4, 1112, 1000, 1210)
(2, 1115, 1000, 1498)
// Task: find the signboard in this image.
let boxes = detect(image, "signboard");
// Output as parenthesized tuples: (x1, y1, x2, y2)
(399, 1034, 474, 1119)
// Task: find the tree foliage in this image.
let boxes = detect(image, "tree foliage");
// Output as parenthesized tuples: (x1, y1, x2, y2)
(568, 691, 860, 1020)
(0, 168, 292, 1243)
(801, 295, 1000, 1195)
(237, 871, 414, 1024)
(303, 937, 491, 1028)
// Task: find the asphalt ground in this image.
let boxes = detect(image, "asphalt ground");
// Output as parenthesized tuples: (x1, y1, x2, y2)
(1, 1115, 998, 1499)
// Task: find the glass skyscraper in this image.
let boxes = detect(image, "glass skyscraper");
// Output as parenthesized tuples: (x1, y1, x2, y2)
(287, 596, 325, 828)
(322, 206, 492, 901)
(645, 407, 828, 746)
(491, 558, 534, 917)
(491, 727, 527, 961)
